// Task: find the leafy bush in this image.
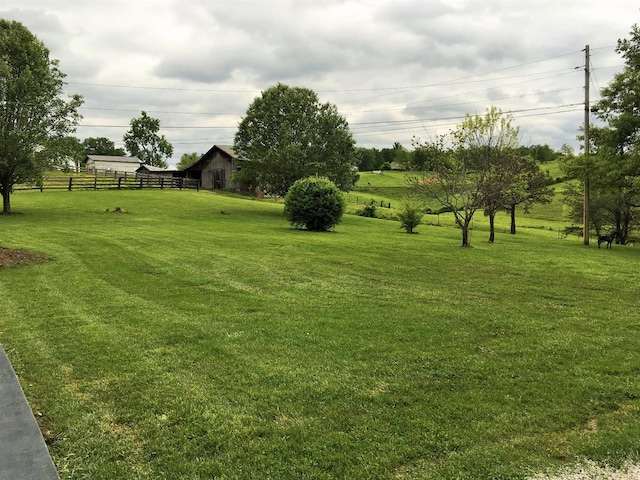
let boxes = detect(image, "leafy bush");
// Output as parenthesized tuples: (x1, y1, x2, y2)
(356, 199, 377, 218)
(397, 199, 424, 233)
(380, 161, 392, 171)
(284, 177, 346, 231)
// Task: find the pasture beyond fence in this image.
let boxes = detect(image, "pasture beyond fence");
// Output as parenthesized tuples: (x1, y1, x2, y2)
(346, 194, 393, 209)
(15, 171, 199, 192)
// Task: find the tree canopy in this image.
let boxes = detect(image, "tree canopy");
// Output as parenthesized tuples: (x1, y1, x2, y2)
(0, 20, 83, 213)
(83, 137, 125, 157)
(502, 155, 553, 235)
(234, 83, 358, 196)
(562, 24, 640, 243)
(410, 107, 523, 246)
(176, 152, 200, 170)
(123, 111, 173, 168)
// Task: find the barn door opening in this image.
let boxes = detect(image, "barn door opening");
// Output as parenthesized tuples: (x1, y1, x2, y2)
(212, 169, 225, 189)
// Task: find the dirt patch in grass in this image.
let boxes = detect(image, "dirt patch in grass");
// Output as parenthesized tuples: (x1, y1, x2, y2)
(530, 460, 640, 479)
(0, 248, 48, 269)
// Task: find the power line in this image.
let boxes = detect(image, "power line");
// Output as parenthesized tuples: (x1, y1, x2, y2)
(66, 82, 260, 93)
(66, 50, 584, 97)
(69, 46, 622, 148)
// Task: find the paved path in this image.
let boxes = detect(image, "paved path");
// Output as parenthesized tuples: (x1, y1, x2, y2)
(0, 345, 59, 479)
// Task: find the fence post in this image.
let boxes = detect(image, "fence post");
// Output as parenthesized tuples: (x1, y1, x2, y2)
(68, 177, 73, 191)
(118, 177, 123, 189)
(160, 177, 164, 190)
(94, 177, 97, 190)
(139, 178, 143, 189)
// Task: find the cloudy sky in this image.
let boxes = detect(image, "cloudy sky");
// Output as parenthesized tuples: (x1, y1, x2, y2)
(3, 1, 639, 165)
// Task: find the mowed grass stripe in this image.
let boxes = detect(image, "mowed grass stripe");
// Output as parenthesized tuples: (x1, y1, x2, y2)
(0, 189, 639, 479)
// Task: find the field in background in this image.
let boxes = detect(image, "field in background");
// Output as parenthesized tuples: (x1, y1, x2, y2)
(351, 166, 572, 235)
(1, 187, 639, 479)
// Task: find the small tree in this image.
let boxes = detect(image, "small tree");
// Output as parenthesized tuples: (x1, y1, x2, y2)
(284, 177, 345, 231)
(409, 107, 520, 247)
(356, 199, 377, 218)
(397, 198, 424, 233)
(123, 111, 173, 168)
(504, 155, 554, 235)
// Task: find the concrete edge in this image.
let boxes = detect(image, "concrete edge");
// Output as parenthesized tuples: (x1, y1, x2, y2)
(0, 344, 59, 479)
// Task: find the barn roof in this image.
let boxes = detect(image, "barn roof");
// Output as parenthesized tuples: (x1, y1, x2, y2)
(184, 145, 238, 172)
(214, 145, 236, 158)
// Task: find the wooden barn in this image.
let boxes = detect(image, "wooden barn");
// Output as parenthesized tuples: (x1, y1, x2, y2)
(85, 155, 142, 174)
(183, 145, 244, 190)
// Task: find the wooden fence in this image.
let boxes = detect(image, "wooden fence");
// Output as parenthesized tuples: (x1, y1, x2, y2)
(14, 173, 199, 192)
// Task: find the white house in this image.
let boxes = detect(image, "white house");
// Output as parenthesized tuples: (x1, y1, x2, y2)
(85, 155, 142, 174)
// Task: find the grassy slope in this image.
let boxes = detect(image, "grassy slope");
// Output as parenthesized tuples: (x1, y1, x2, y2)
(352, 169, 571, 232)
(1, 189, 639, 479)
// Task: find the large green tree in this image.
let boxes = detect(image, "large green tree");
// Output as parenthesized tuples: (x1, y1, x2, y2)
(354, 147, 378, 172)
(563, 24, 640, 243)
(49, 135, 84, 172)
(234, 83, 358, 196)
(123, 111, 173, 168)
(517, 144, 558, 163)
(83, 137, 125, 157)
(561, 136, 639, 242)
(0, 20, 83, 213)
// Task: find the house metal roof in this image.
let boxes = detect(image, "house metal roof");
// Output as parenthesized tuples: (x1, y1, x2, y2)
(85, 155, 141, 164)
(137, 165, 175, 172)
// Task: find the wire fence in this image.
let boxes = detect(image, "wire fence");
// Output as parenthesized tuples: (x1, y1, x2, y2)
(345, 194, 393, 209)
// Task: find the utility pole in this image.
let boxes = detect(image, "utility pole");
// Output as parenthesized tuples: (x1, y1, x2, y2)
(583, 45, 590, 245)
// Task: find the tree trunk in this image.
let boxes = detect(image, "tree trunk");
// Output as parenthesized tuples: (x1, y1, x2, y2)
(510, 204, 516, 234)
(1, 187, 10, 214)
(461, 221, 471, 247)
(488, 212, 496, 243)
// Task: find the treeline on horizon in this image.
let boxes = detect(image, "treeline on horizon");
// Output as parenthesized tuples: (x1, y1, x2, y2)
(354, 142, 559, 172)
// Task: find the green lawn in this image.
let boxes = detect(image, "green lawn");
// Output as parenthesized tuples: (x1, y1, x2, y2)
(348, 171, 415, 211)
(1, 188, 639, 479)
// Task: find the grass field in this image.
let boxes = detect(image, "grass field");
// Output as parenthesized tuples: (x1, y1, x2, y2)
(350, 169, 570, 231)
(1, 186, 639, 479)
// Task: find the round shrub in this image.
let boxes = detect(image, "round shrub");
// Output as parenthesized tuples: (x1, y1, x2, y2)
(356, 199, 377, 218)
(397, 199, 424, 234)
(284, 177, 346, 231)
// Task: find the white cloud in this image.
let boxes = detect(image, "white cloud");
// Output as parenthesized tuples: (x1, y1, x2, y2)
(2, 0, 638, 161)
